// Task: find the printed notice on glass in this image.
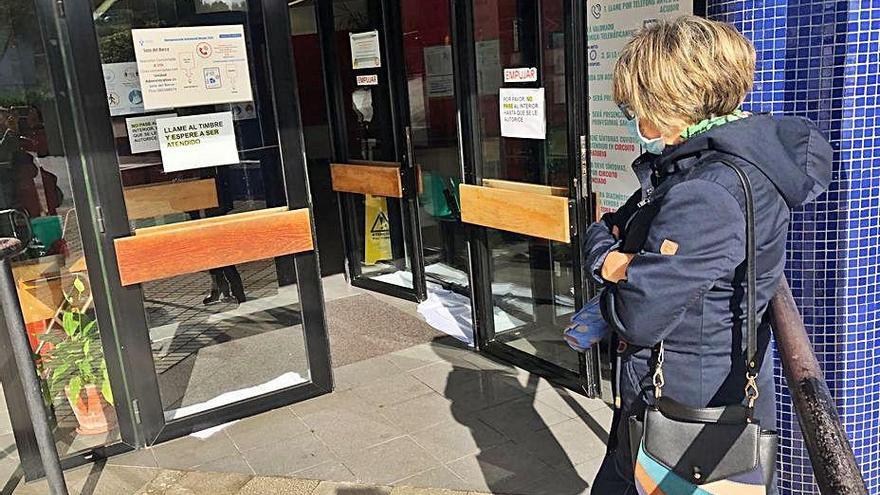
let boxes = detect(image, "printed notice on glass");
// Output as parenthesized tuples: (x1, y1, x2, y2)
(499, 88, 546, 140)
(157, 111, 238, 172)
(126, 113, 177, 153)
(350, 30, 381, 69)
(103, 62, 145, 116)
(132, 25, 253, 110)
(424, 45, 454, 97)
(587, 0, 692, 214)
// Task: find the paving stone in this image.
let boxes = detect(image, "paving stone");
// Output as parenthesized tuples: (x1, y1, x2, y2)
(311, 481, 392, 495)
(235, 476, 319, 495)
(340, 436, 440, 485)
(225, 408, 309, 452)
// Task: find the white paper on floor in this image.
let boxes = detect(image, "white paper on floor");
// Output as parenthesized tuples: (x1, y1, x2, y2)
(189, 420, 239, 439)
(165, 371, 308, 422)
(417, 287, 475, 346)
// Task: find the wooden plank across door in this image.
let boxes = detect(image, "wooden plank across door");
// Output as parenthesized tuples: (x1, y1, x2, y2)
(123, 178, 219, 220)
(330, 162, 403, 198)
(459, 182, 571, 243)
(114, 207, 313, 286)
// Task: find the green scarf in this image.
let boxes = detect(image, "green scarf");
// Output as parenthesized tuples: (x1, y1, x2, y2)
(680, 109, 750, 140)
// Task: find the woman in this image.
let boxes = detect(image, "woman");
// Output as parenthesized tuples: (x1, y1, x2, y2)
(586, 16, 832, 493)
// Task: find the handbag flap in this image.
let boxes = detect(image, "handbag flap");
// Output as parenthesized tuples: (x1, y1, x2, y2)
(643, 405, 761, 484)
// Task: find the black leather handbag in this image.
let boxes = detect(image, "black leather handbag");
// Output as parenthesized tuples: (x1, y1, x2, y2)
(627, 159, 778, 492)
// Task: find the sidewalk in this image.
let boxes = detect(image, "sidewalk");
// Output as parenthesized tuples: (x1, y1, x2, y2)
(12, 465, 495, 494)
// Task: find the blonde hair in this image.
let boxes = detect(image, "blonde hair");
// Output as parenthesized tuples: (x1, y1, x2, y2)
(612, 16, 756, 138)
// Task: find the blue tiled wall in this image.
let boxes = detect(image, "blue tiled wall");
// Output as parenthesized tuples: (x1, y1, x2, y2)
(708, 0, 879, 493)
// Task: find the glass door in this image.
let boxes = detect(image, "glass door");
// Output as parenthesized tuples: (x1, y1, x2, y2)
(321, 0, 428, 301)
(55, 0, 332, 444)
(463, 0, 601, 395)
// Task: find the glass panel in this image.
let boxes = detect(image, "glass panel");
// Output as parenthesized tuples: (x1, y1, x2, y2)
(473, 0, 578, 372)
(333, 0, 413, 290)
(91, 0, 311, 419)
(1, 0, 121, 455)
(400, 0, 469, 291)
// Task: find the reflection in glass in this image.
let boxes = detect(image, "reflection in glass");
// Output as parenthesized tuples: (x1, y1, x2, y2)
(92, 0, 312, 419)
(1, 0, 121, 456)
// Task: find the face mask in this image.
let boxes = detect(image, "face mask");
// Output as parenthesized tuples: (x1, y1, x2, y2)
(626, 116, 666, 155)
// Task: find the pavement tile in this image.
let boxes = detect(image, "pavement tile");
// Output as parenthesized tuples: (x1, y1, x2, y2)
(445, 441, 553, 493)
(225, 407, 310, 451)
(514, 418, 608, 467)
(292, 460, 358, 482)
(235, 476, 319, 495)
(152, 433, 240, 470)
(393, 466, 474, 492)
(350, 374, 435, 409)
(312, 481, 392, 495)
(377, 393, 455, 433)
(107, 447, 159, 468)
(340, 436, 440, 486)
(242, 431, 336, 476)
(166, 471, 253, 494)
(475, 397, 572, 438)
(333, 358, 403, 391)
(194, 454, 255, 475)
(409, 419, 505, 464)
(297, 398, 401, 457)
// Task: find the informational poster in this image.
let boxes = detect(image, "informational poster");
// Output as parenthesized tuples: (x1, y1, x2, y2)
(126, 113, 177, 153)
(475, 40, 502, 96)
(350, 31, 382, 69)
(102, 62, 145, 116)
(157, 111, 238, 172)
(587, 0, 692, 214)
(499, 88, 546, 140)
(132, 25, 253, 110)
(423, 45, 454, 97)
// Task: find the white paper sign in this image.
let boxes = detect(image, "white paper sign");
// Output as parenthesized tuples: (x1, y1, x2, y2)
(475, 40, 502, 96)
(157, 111, 238, 172)
(103, 62, 145, 116)
(503, 67, 538, 83)
(132, 25, 253, 110)
(587, 0, 693, 214)
(126, 113, 177, 153)
(350, 31, 381, 69)
(499, 88, 546, 140)
(356, 74, 379, 86)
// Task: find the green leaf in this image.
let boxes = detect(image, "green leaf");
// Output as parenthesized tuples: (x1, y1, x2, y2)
(101, 362, 114, 405)
(51, 363, 71, 383)
(73, 277, 85, 295)
(67, 376, 83, 404)
(62, 311, 75, 337)
(82, 319, 97, 338)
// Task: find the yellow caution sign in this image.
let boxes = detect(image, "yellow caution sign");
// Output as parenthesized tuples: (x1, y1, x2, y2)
(364, 194, 392, 265)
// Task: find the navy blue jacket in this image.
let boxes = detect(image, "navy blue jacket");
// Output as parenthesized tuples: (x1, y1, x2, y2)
(585, 115, 832, 468)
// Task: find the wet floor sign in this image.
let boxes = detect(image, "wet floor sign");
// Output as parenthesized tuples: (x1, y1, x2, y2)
(364, 194, 392, 265)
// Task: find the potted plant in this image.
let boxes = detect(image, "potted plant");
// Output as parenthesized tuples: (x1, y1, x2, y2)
(39, 276, 116, 435)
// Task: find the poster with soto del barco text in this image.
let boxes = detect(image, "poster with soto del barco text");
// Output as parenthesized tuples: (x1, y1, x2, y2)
(587, 0, 692, 216)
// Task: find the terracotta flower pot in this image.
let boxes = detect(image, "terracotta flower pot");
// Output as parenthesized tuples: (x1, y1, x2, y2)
(65, 384, 117, 435)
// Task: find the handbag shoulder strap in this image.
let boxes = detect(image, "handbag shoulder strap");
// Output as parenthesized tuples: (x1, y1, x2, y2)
(652, 155, 761, 411)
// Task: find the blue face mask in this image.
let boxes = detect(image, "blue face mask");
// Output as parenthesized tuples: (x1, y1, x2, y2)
(626, 116, 666, 155)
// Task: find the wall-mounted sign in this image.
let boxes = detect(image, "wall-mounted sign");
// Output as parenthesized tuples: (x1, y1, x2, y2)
(503, 67, 538, 83)
(103, 62, 145, 116)
(475, 40, 502, 95)
(356, 74, 379, 86)
(157, 111, 238, 172)
(499, 87, 546, 140)
(350, 30, 381, 69)
(587, 0, 692, 214)
(126, 113, 177, 153)
(132, 25, 253, 110)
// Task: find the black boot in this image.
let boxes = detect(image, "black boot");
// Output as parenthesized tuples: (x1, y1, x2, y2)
(203, 272, 231, 305)
(224, 266, 246, 303)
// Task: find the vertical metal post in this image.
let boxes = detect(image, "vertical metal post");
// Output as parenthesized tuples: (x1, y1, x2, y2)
(0, 238, 68, 495)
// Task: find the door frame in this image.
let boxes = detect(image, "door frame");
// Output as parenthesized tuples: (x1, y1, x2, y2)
(316, 0, 428, 303)
(456, 0, 603, 396)
(7, 0, 335, 477)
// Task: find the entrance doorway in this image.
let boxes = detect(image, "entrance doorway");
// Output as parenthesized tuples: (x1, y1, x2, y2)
(4, 0, 333, 479)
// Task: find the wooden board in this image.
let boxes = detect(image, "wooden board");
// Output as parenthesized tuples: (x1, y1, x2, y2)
(330, 163, 403, 198)
(482, 179, 568, 197)
(459, 184, 571, 243)
(123, 178, 219, 220)
(115, 208, 313, 286)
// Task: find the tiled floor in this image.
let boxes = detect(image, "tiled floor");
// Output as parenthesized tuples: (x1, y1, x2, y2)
(83, 338, 612, 495)
(7, 278, 613, 495)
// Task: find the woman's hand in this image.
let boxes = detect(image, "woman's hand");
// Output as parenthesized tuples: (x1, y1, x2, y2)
(601, 251, 635, 283)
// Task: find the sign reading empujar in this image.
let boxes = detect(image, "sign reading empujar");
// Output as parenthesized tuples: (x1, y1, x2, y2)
(132, 25, 253, 110)
(157, 112, 238, 172)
